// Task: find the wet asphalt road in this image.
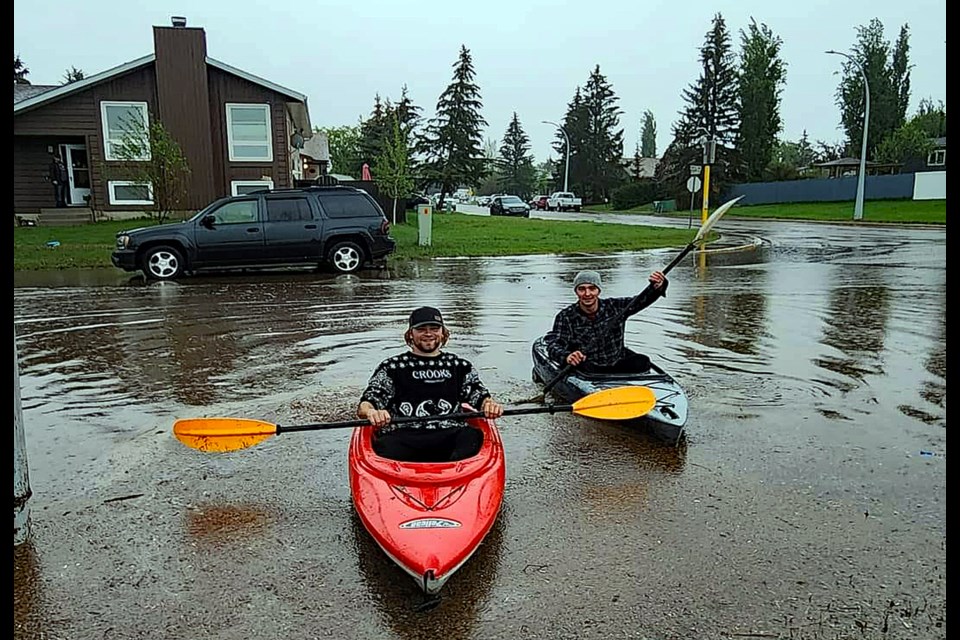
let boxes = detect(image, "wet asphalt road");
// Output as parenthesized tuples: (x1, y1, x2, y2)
(13, 216, 946, 639)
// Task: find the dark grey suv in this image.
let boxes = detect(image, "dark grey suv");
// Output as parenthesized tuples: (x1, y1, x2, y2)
(111, 186, 396, 280)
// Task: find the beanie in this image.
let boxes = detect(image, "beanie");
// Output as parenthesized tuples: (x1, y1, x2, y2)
(572, 270, 602, 290)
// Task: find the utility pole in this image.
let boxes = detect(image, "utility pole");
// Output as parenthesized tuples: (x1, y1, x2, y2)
(826, 49, 869, 220)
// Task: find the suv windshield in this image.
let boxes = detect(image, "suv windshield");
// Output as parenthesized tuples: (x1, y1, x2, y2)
(502, 197, 524, 205)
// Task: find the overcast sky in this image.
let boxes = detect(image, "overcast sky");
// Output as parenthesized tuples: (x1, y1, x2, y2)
(14, 0, 946, 163)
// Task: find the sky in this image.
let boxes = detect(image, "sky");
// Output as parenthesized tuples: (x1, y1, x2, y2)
(14, 0, 946, 164)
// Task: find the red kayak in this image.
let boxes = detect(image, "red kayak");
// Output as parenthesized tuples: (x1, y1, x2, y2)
(348, 415, 506, 594)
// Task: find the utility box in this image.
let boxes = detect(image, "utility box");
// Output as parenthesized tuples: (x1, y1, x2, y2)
(417, 204, 433, 246)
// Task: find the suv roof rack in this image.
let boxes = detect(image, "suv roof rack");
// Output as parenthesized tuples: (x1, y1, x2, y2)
(244, 185, 357, 196)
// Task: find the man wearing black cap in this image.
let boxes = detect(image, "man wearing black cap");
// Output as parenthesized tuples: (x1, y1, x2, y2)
(357, 306, 504, 462)
(544, 268, 667, 374)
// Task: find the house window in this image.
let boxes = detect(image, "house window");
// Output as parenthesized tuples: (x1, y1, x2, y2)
(226, 104, 273, 162)
(927, 149, 946, 166)
(101, 101, 150, 161)
(231, 180, 274, 196)
(108, 181, 154, 205)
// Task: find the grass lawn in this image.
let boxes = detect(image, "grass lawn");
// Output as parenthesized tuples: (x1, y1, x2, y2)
(13, 214, 700, 271)
(589, 198, 945, 224)
(13, 198, 944, 272)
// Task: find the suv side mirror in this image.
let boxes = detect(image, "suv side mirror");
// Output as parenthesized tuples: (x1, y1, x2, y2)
(201, 215, 216, 229)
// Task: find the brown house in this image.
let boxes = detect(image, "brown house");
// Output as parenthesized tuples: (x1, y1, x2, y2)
(13, 17, 320, 225)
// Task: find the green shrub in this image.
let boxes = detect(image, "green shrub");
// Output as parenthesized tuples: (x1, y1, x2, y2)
(611, 179, 662, 210)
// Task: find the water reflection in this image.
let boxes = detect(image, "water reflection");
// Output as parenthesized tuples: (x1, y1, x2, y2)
(815, 268, 891, 390)
(13, 223, 947, 490)
(351, 509, 505, 638)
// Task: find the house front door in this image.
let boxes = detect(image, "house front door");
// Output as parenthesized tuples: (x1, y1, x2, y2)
(62, 145, 91, 207)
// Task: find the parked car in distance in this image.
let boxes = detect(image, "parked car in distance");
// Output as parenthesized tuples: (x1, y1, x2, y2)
(489, 195, 531, 217)
(477, 196, 492, 207)
(547, 191, 582, 212)
(110, 185, 396, 280)
(531, 195, 549, 210)
(405, 193, 430, 210)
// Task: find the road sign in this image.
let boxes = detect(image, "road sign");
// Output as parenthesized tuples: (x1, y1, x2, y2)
(686, 176, 702, 193)
(690, 164, 702, 176)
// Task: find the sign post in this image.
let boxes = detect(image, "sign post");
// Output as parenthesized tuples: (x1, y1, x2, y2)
(686, 175, 703, 227)
(417, 204, 433, 247)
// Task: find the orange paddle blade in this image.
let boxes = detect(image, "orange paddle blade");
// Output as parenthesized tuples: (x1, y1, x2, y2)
(173, 418, 279, 453)
(571, 386, 657, 420)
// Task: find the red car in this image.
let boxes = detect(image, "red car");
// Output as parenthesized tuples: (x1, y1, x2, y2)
(531, 195, 549, 210)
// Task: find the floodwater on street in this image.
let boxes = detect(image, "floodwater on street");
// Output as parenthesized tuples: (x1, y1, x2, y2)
(13, 217, 946, 640)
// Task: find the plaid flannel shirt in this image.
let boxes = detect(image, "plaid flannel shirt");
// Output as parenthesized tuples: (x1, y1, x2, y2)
(543, 284, 667, 367)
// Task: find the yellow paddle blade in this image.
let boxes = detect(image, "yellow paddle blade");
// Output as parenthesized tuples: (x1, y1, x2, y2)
(571, 386, 657, 420)
(173, 418, 279, 453)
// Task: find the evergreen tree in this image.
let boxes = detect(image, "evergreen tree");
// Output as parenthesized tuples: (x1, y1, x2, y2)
(660, 13, 741, 202)
(63, 67, 85, 84)
(553, 87, 588, 192)
(358, 94, 391, 173)
(563, 65, 624, 202)
(14, 54, 30, 85)
(393, 85, 423, 179)
(835, 18, 911, 160)
(631, 144, 643, 180)
(737, 18, 786, 182)
(417, 45, 488, 208)
(640, 110, 657, 157)
(496, 112, 537, 199)
(796, 130, 816, 167)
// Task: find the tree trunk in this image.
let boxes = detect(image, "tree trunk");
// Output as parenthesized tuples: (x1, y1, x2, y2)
(391, 197, 397, 225)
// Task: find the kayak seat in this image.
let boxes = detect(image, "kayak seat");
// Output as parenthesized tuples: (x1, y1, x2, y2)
(372, 425, 484, 463)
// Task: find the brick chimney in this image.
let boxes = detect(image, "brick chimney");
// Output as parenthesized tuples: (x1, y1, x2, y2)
(152, 18, 216, 207)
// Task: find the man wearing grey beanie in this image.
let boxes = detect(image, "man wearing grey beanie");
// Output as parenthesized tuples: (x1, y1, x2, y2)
(543, 268, 667, 374)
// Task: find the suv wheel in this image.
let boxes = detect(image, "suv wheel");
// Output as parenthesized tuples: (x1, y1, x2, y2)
(142, 245, 184, 280)
(328, 240, 364, 273)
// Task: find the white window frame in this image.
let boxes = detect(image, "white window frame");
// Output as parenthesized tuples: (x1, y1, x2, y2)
(231, 180, 274, 196)
(226, 103, 273, 162)
(927, 149, 946, 166)
(101, 101, 150, 161)
(108, 180, 154, 205)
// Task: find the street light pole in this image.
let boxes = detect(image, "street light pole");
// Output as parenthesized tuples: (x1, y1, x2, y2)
(543, 120, 570, 192)
(826, 49, 870, 221)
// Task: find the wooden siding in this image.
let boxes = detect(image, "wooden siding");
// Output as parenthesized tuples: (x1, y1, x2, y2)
(14, 66, 160, 216)
(207, 66, 293, 196)
(153, 26, 217, 208)
(14, 44, 308, 220)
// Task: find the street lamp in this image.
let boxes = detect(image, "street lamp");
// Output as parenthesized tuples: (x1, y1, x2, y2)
(826, 49, 869, 221)
(542, 120, 569, 192)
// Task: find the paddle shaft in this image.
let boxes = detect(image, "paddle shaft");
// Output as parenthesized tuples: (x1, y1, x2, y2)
(540, 241, 697, 396)
(276, 404, 576, 434)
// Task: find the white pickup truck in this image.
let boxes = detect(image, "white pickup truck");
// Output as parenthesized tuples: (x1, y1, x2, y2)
(547, 191, 582, 212)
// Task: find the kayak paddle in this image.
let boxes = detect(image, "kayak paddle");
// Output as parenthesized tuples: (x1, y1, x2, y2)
(172, 385, 657, 453)
(526, 194, 746, 404)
